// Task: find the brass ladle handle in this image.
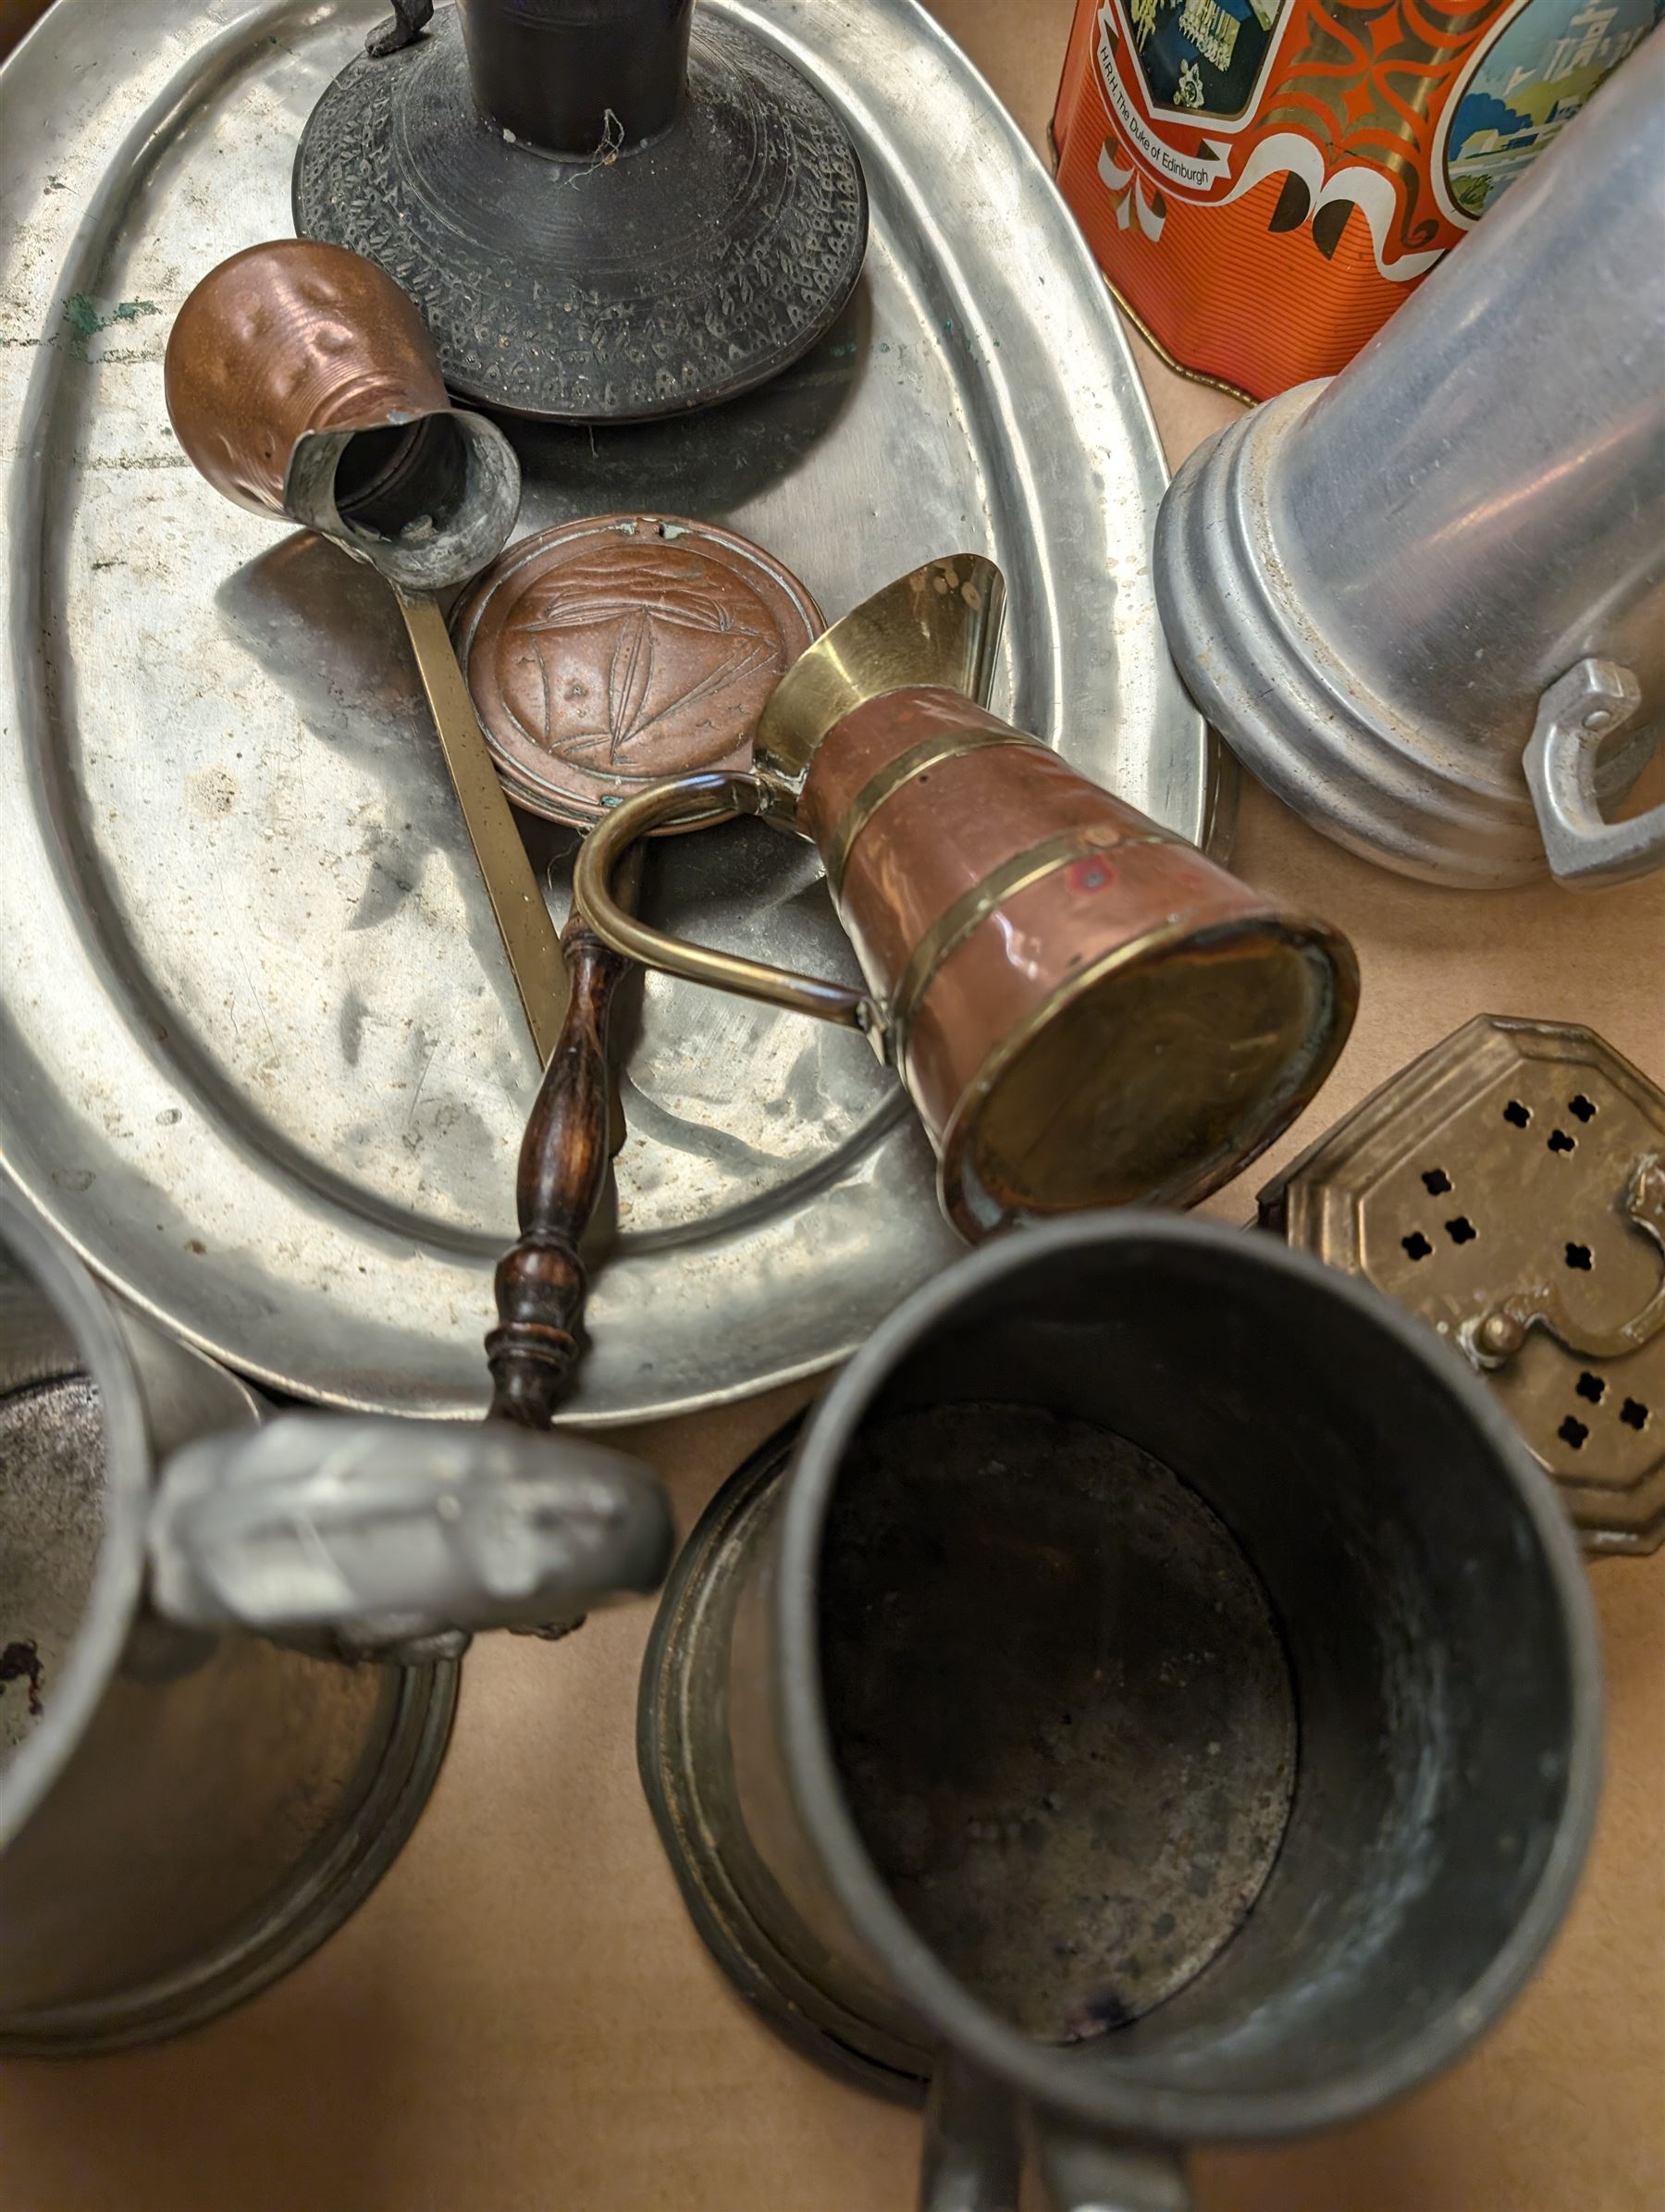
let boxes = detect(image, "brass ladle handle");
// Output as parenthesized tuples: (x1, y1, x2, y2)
(574, 771, 888, 1048)
(396, 590, 569, 1063)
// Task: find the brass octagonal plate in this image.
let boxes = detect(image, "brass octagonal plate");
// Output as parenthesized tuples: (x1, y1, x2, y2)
(1260, 1014, 1665, 1555)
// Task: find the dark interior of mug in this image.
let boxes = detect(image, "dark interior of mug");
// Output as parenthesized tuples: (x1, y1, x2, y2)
(0, 1257, 105, 1775)
(820, 1399, 1296, 2042)
(815, 1230, 1583, 2100)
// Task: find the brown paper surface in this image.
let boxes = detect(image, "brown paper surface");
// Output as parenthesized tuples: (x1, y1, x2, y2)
(0, 4, 1659, 2207)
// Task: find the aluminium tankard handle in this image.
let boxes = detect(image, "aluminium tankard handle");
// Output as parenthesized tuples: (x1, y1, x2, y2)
(1524, 659, 1665, 891)
(147, 1415, 673, 1662)
(574, 768, 890, 1056)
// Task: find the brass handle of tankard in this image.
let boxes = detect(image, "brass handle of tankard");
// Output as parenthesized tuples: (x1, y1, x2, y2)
(574, 769, 890, 1056)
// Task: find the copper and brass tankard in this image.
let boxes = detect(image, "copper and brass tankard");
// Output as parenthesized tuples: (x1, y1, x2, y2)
(575, 559, 1358, 1236)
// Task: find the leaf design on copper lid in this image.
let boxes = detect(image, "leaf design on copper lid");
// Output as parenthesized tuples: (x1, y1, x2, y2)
(504, 550, 786, 764)
(454, 515, 824, 825)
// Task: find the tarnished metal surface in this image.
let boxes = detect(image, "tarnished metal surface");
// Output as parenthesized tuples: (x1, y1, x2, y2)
(641, 1400, 1299, 2069)
(0, 1378, 103, 1762)
(164, 239, 457, 523)
(293, 0, 870, 423)
(818, 1403, 1296, 2042)
(641, 1212, 1602, 2203)
(579, 617, 1355, 1240)
(163, 239, 569, 1063)
(754, 554, 1005, 806)
(1260, 1014, 1665, 1556)
(0, 0, 1206, 1420)
(793, 685, 1355, 1238)
(637, 1415, 929, 2095)
(391, 590, 573, 1064)
(0, 1188, 459, 2054)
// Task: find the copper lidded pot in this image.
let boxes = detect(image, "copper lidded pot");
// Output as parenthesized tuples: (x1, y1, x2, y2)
(575, 559, 1358, 1236)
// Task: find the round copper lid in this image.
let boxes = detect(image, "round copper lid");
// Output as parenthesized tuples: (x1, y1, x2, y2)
(452, 513, 824, 831)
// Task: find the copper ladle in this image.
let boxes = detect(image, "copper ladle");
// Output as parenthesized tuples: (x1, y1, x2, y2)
(164, 240, 568, 1063)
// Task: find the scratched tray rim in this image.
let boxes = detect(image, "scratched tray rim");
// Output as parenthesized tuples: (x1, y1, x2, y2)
(0, 0, 1209, 1422)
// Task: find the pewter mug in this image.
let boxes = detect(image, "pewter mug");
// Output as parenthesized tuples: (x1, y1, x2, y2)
(0, 1183, 670, 2052)
(1153, 43, 1665, 890)
(578, 561, 1357, 1238)
(640, 1216, 1600, 2210)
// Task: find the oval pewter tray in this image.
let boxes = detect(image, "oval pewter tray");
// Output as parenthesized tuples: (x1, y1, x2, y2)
(0, 0, 1209, 1422)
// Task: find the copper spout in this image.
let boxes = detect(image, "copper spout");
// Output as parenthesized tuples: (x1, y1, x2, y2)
(754, 556, 1005, 807)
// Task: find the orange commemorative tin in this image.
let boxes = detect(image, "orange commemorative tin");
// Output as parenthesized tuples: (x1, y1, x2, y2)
(1053, 0, 1660, 399)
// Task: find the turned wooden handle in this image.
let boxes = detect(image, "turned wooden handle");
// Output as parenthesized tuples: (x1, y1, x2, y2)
(486, 899, 633, 1429)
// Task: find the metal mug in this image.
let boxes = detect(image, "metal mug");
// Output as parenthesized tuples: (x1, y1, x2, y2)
(576, 559, 1358, 1237)
(0, 1182, 671, 2052)
(640, 1214, 1601, 2210)
(1153, 43, 1665, 891)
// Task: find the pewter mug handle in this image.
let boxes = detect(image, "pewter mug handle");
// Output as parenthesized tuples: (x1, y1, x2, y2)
(919, 2055, 1191, 2212)
(573, 768, 890, 1052)
(148, 1415, 673, 1662)
(1524, 659, 1665, 890)
(920, 2056, 1023, 2211)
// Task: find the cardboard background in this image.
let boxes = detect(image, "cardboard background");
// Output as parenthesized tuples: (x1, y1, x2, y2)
(0, 2, 1659, 2206)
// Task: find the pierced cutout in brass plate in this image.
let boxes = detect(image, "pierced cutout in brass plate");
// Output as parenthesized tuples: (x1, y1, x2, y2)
(1259, 1014, 1665, 1556)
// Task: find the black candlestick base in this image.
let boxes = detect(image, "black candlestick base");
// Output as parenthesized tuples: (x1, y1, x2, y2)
(292, 5, 868, 424)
